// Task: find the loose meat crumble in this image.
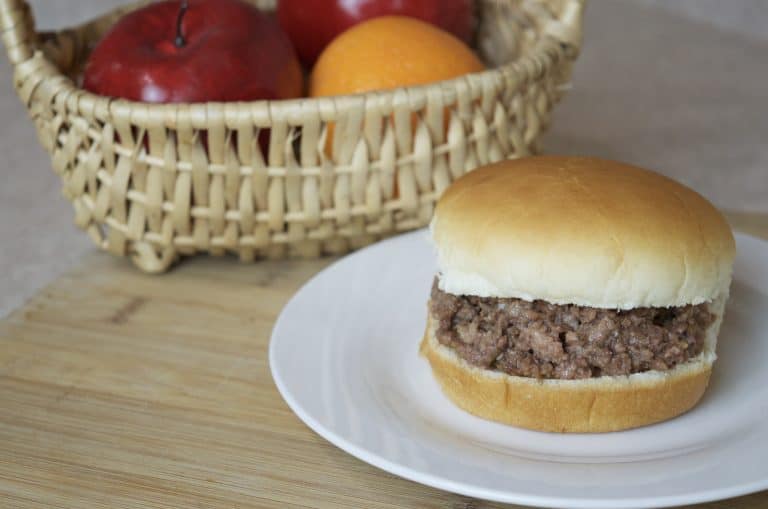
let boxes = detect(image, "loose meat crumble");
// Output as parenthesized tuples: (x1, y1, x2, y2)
(430, 279, 715, 379)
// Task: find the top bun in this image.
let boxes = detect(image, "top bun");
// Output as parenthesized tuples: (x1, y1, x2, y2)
(431, 156, 735, 309)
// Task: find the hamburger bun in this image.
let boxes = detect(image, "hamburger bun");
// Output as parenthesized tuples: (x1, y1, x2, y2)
(431, 156, 735, 308)
(423, 156, 736, 432)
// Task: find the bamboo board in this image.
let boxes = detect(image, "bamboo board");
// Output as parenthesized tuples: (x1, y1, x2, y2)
(1, 214, 766, 508)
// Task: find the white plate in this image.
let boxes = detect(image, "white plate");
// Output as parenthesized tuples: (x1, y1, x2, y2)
(270, 231, 768, 509)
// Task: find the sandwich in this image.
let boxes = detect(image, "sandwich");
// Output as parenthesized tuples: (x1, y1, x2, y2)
(421, 156, 736, 432)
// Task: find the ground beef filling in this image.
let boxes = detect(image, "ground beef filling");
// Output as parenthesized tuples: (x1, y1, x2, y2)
(430, 280, 716, 380)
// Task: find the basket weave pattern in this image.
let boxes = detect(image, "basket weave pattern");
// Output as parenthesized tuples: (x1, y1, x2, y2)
(0, 0, 583, 272)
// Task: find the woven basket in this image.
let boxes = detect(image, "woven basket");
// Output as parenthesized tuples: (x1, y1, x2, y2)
(0, 0, 584, 273)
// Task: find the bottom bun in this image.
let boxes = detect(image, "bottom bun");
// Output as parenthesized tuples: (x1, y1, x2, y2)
(420, 307, 722, 433)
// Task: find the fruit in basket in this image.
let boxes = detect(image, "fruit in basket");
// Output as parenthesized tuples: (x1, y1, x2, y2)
(311, 15, 484, 185)
(278, 0, 474, 66)
(83, 0, 303, 103)
(310, 16, 484, 98)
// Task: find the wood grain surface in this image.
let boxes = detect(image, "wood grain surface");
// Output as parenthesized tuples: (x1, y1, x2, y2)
(0, 214, 766, 509)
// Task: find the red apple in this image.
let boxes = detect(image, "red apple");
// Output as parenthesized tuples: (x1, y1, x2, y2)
(83, 0, 303, 103)
(277, 0, 474, 67)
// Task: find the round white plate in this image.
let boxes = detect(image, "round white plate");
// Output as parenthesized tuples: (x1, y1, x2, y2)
(270, 231, 768, 509)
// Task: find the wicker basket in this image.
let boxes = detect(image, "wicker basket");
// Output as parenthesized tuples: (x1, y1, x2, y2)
(0, 0, 583, 273)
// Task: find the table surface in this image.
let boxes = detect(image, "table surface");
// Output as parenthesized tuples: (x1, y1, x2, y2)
(0, 214, 766, 509)
(1, 0, 767, 318)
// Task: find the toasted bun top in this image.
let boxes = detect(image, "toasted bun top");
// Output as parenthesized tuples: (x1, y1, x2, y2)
(431, 156, 735, 308)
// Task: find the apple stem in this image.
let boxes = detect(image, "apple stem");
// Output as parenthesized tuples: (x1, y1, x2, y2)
(174, 0, 189, 48)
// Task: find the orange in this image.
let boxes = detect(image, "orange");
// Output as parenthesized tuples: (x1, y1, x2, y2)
(310, 15, 484, 98)
(310, 16, 484, 166)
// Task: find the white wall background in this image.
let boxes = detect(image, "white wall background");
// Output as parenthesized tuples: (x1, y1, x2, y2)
(28, 0, 768, 42)
(633, 0, 768, 41)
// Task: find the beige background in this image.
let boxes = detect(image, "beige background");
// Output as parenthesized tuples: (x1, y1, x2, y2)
(1, 0, 767, 317)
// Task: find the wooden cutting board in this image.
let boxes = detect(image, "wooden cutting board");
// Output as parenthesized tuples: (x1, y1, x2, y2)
(1, 213, 767, 509)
